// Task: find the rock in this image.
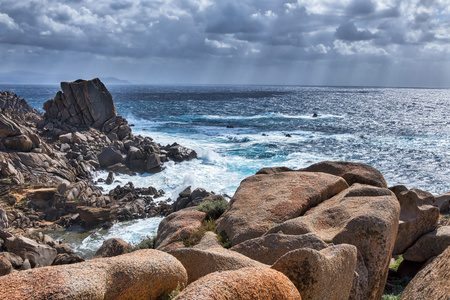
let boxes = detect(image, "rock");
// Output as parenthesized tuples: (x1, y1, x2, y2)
(20, 259, 31, 270)
(106, 171, 114, 185)
(434, 191, 450, 212)
(173, 267, 301, 300)
(53, 243, 73, 255)
(0, 249, 188, 300)
(43, 78, 117, 128)
(71, 132, 87, 144)
(0, 252, 23, 269)
(393, 188, 440, 255)
(0, 90, 41, 115)
(396, 259, 425, 279)
(300, 161, 387, 188)
(77, 206, 114, 228)
(0, 208, 8, 229)
(52, 253, 85, 266)
(266, 184, 400, 300)
(57, 180, 71, 195)
(230, 233, 328, 265)
(93, 238, 132, 258)
(272, 244, 357, 300)
(1, 134, 34, 151)
(59, 133, 72, 144)
(169, 247, 268, 284)
(403, 226, 450, 262)
(4, 235, 57, 268)
(0, 114, 23, 137)
(164, 143, 197, 162)
(399, 188, 435, 206)
(216, 171, 348, 245)
(400, 245, 450, 300)
(0, 257, 12, 276)
(255, 166, 294, 175)
(155, 208, 206, 251)
(193, 231, 222, 250)
(97, 146, 124, 168)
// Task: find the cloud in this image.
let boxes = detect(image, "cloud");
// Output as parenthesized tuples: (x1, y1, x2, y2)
(0, 0, 449, 86)
(335, 22, 375, 41)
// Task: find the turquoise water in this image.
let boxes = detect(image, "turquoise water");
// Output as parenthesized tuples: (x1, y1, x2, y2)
(3, 84, 450, 256)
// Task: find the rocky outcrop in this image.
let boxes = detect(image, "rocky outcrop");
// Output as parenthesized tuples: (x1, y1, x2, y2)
(171, 186, 214, 212)
(271, 244, 357, 300)
(43, 78, 117, 129)
(402, 226, 450, 262)
(4, 235, 57, 268)
(216, 171, 348, 245)
(0, 90, 41, 115)
(0, 249, 188, 300)
(267, 184, 400, 300)
(392, 187, 440, 254)
(300, 161, 387, 187)
(173, 267, 301, 300)
(169, 247, 268, 284)
(230, 233, 328, 265)
(92, 238, 132, 258)
(155, 208, 206, 251)
(434, 191, 450, 212)
(400, 246, 450, 300)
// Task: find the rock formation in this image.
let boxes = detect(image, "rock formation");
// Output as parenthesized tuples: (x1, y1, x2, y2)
(0, 249, 188, 300)
(216, 171, 348, 245)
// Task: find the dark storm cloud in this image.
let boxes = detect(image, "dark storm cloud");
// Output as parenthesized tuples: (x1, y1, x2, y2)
(335, 22, 374, 41)
(0, 0, 449, 86)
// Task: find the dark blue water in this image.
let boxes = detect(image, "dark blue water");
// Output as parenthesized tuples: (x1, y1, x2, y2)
(2, 84, 450, 195)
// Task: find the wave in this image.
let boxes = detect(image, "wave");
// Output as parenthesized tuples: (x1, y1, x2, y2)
(177, 112, 344, 122)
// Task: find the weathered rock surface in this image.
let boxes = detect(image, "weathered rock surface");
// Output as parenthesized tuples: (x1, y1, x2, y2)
(173, 267, 301, 300)
(0, 90, 41, 115)
(216, 171, 348, 245)
(93, 238, 132, 258)
(400, 245, 450, 300)
(0, 249, 188, 300)
(169, 247, 268, 284)
(0, 257, 12, 276)
(403, 226, 450, 262)
(300, 161, 387, 187)
(4, 235, 57, 268)
(393, 187, 440, 255)
(271, 244, 357, 300)
(43, 78, 117, 128)
(267, 184, 400, 300)
(434, 191, 450, 212)
(155, 208, 206, 251)
(192, 231, 222, 250)
(255, 166, 294, 175)
(230, 232, 327, 265)
(171, 186, 214, 212)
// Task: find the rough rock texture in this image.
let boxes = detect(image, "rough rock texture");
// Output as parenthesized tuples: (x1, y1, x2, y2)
(0, 249, 188, 300)
(403, 226, 450, 262)
(171, 187, 214, 212)
(400, 246, 450, 300)
(393, 188, 440, 254)
(266, 184, 400, 300)
(0, 90, 41, 115)
(216, 171, 348, 245)
(155, 208, 206, 251)
(0, 208, 7, 229)
(93, 238, 132, 258)
(255, 166, 294, 175)
(434, 191, 450, 212)
(0, 257, 12, 276)
(4, 235, 57, 268)
(230, 233, 328, 265)
(193, 231, 222, 250)
(271, 244, 357, 300)
(173, 267, 301, 300)
(397, 188, 435, 206)
(169, 247, 268, 284)
(300, 161, 387, 188)
(43, 78, 117, 128)
(77, 206, 115, 228)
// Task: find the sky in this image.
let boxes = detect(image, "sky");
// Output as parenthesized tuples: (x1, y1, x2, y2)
(1, 0, 450, 87)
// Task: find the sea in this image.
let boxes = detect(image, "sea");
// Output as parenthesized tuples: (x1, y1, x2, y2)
(2, 83, 450, 258)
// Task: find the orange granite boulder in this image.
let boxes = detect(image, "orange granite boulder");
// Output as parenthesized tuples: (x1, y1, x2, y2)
(0, 249, 187, 300)
(173, 267, 301, 300)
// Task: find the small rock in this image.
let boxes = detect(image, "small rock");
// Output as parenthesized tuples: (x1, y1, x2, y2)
(106, 171, 114, 185)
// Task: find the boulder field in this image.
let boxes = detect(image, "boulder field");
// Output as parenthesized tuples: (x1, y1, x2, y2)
(1, 82, 449, 299)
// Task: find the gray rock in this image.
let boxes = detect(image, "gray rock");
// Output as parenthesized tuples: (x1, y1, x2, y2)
(4, 235, 57, 268)
(97, 146, 124, 168)
(106, 171, 114, 185)
(0, 257, 12, 276)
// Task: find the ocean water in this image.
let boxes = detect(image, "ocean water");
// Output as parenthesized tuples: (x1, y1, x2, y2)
(2, 84, 450, 257)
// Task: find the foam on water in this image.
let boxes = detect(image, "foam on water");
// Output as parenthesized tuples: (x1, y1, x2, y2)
(49, 217, 163, 259)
